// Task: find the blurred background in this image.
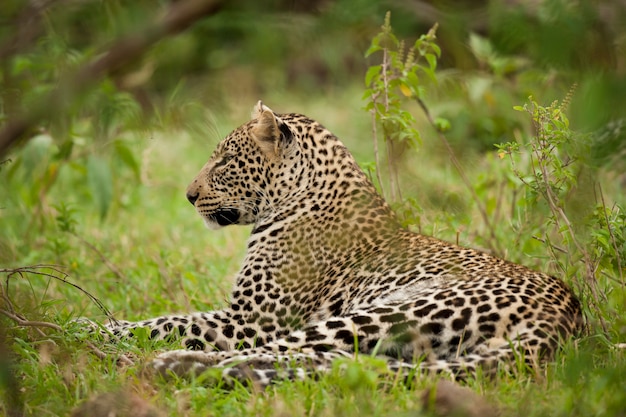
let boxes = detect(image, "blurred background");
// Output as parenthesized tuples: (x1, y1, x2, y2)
(2, 1, 626, 415)
(2, 0, 625, 147)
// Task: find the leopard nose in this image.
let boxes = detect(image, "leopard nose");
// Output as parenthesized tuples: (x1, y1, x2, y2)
(186, 191, 199, 205)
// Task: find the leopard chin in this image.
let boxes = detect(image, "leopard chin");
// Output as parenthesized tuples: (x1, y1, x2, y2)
(205, 208, 240, 229)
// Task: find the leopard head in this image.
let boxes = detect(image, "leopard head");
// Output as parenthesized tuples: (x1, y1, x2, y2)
(186, 101, 304, 229)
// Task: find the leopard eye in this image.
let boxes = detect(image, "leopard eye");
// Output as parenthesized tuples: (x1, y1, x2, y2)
(215, 154, 233, 169)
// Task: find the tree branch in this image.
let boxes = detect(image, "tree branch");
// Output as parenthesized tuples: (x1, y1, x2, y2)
(0, 0, 223, 156)
(0, 309, 63, 332)
(0, 0, 59, 62)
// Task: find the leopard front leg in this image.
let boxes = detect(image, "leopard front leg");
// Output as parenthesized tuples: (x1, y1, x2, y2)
(152, 346, 353, 386)
(83, 308, 269, 352)
(150, 305, 413, 384)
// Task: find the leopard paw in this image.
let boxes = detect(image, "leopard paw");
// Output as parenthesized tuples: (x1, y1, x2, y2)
(151, 350, 221, 377)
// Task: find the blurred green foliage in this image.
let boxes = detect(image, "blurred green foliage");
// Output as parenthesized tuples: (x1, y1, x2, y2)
(3, 0, 625, 148)
(1, 1, 626, 415)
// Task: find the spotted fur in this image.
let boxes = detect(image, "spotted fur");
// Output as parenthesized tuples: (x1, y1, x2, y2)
(96, 101, 582, 386)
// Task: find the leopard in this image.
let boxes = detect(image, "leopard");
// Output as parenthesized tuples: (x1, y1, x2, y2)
(92, 101, 582, 387)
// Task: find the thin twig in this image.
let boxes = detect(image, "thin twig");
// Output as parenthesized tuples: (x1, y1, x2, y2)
(85, 341, 134, 366)
(370, 94, 385, 197)
(1, 286, 15, 315)
(0, 309, 62, 332)
(601, 270, 626, 285)
(1, 266, 138, 370)
(70, 233, 126, 282)
(1, 264, 115, 322)
(598, 185, 625, 288)
(382, 45, 398, 202)
(531, 235, 568, 254)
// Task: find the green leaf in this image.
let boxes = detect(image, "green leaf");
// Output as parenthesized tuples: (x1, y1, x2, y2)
(365, 44, 382, 58)
(362, 98, 375, 110)
(114, 140, 140, 181)
(386, 32, 400, 48)
(21, 133, 53, 177)
(55, 138, 74, 161)
(434, 117, 451, 132)
(469, 33, 494, 62)
(421, 67, 437, 84)
(431, 43, 441, 57)
(406, 71, 419, 88)
(425, 53, 437, 71)
(87, 155, 113, 220)
(364, 65, 381, 86)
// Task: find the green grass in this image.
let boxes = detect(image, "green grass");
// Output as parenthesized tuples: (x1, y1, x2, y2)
(1, 87, 625, 416)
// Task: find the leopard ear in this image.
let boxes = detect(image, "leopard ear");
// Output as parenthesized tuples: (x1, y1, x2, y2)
(251, 100, 274, 120)
(251, 103, 282, 158)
